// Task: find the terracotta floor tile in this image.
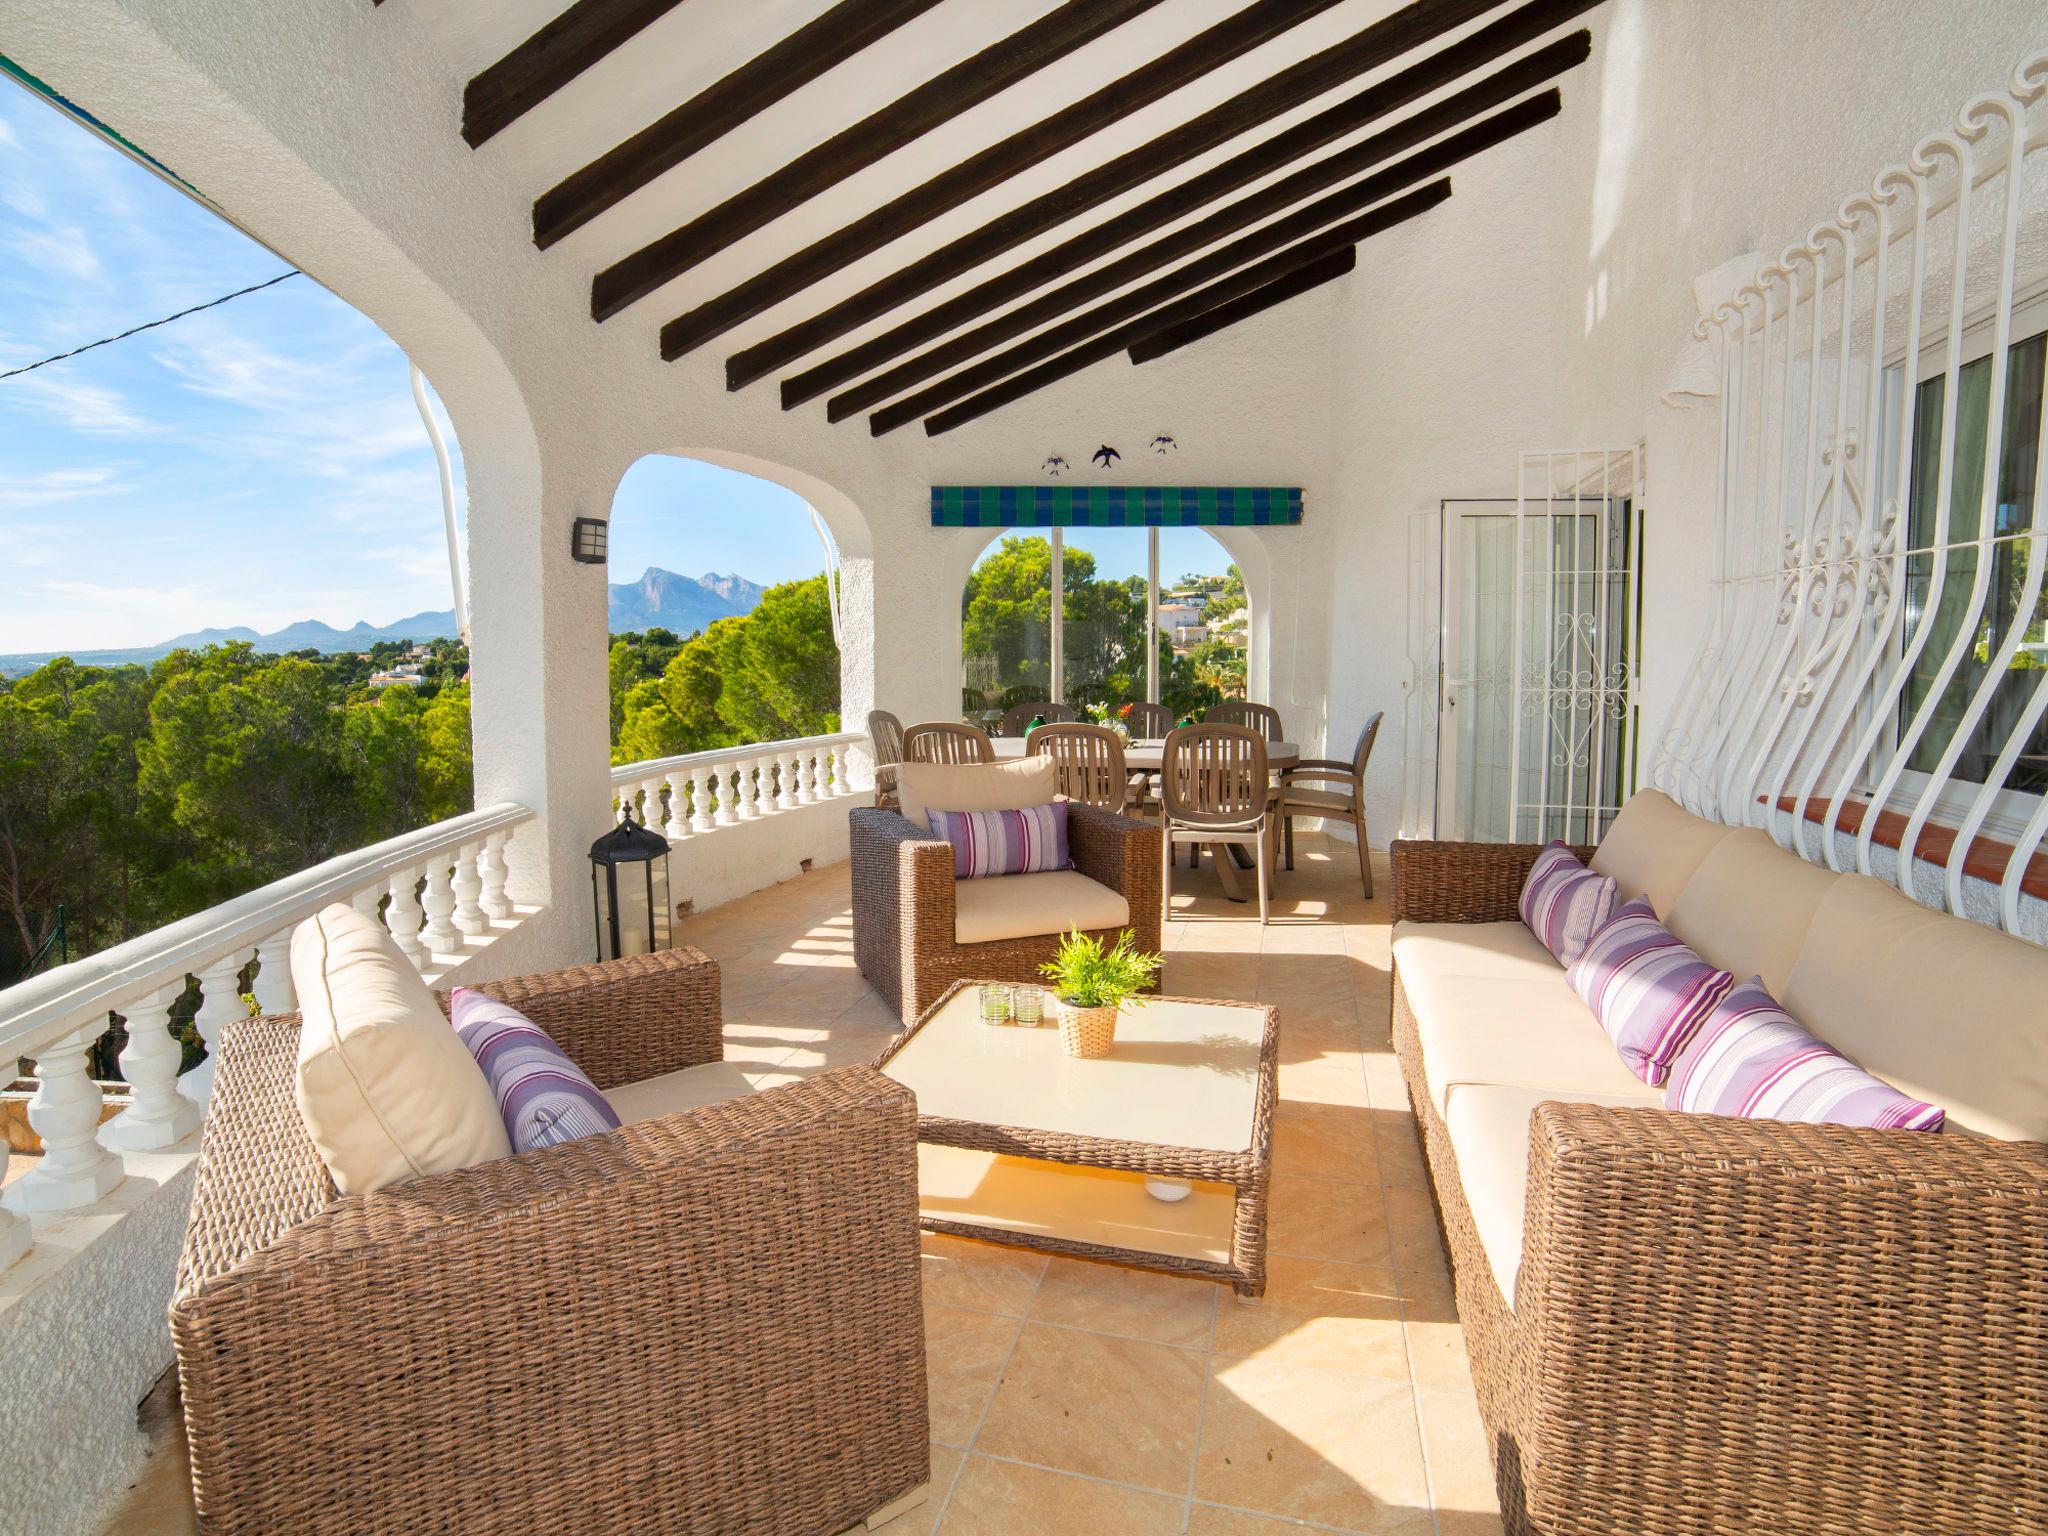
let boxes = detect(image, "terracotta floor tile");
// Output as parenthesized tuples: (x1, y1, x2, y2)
(1213, 1257, 1409, 1380)
(1275, 1059, 1374, 1109)
(974, 1323, 1206, 1493)
(1187, 1504, 1347, 1533)
(923, 1303, 1023, 1448)
(1416, 1385, 1503, 1524)
(936, 1457, 1185, 1535)
(871, 1444, 964, 1535)
(1269, 1175, 1393, 1267)
(919, 1235, 1048, 1318)
(1196, 1355, 1434, 1533)
(1027, 1257, 1220, 1349)
(1272, 1103, 1381, 1185)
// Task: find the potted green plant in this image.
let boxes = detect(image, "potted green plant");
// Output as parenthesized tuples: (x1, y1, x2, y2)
(1039, 929, 1163, 1059)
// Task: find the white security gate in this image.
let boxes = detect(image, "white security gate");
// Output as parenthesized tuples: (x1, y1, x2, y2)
(1419, 450, 1643, 842)
(1398, 509, 1442, 838)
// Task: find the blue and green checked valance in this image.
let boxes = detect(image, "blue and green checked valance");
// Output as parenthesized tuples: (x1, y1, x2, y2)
(930, 486, 1302, 528)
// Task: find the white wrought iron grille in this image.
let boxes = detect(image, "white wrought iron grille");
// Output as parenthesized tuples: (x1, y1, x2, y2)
(1510, 447, 1645, 845)
(1654, 49, 2048, 937)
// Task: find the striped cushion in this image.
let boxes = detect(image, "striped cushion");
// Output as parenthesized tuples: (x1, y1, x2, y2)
(1666, 977, 1945, 1130)
(1567, 898, 1735, 1086)
(449, 988, 622, 1153)
(927, 802, 1071, 879)
(1517, 841, 1618, 967)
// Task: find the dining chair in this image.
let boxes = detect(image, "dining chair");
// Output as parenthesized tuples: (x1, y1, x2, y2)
(1204, 701, 1284, 741)
(1121, 701, 1174, 738)
(999, 700, 1077, 737)
(1279, 712, 1382, 896)
(866, 709, 905, 808)
(1159, 724, 1271, 926)
(902, 721, 994, 765)
(1026, 722, 1128, 812)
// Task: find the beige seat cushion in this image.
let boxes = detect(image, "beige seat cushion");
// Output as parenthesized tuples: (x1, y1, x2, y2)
(1392, 921, 1665, 1118)
(1591, 789, 1736, 916)
(1665, 827, 1839, 995)
(954, 869, 1130, 945)
(290, 903, 510, 1195)
(898, 756, 1058, 833)
(1443, 1083, 1667, 1309)
(1281, 786, 1353, 813)
(604, 1061, 756, 1126)
(1782, 875, 2048, 1140)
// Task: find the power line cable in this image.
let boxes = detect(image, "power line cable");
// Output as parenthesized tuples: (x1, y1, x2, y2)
(0, 268, 302, 380)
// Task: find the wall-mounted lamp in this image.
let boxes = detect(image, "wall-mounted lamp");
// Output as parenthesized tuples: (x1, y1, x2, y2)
(570, 516, 609, 564)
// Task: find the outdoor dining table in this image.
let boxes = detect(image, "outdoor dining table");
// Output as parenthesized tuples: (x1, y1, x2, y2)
(990, 736, 1301, 903)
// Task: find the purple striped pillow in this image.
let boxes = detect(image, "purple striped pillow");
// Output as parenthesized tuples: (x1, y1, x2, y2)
(926, 802, 1071, 879)
(1567, 898, 1735, 1086)
(1518, 841, 1618, 967)
(450, 988, 621, 1153)
(1667, 977, 1944, 1130)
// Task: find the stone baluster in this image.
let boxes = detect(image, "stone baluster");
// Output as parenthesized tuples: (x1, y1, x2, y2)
(689, 769, 715, 834)
(662, 772, 691, 840)
(387, 867, 427, 966)
(737, 757, 761, 821)
(181, 952, 250, 1104)
(713, 764, 738, 827)
(478, 830, 514, 920)
(5, 1021, 122, 1212)
(101, 982, 203, 1152)
(800, 751, 821, 804)
(251, 927, 296, 1015)
(776, 752, 800, 810)
(452, 842, 489, 936)
(0, 1201, 27, 1269)
(420, 859, 461, 956)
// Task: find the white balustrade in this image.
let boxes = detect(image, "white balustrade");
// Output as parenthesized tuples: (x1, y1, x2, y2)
(451, 842, 489, 936)
(419, 861, 461, 955)
(0, 802, 535, 1262)
(661, 772, 690, 840)
(607, 732, 871, 857)
(387, 867, 427, 965)
(689, 768, 715, 834)
(800, 751, 821, 804)
(712, 767, 737, 827)
(737, 758, 762, 821)
(4, 1022, 122, 1212)
(252, 929, 296, 1014)
(100, 983, 202, 1153)
(479, 830, 514, 920)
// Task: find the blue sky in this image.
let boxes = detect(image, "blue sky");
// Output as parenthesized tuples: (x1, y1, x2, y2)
(0, 76, 1231, 654)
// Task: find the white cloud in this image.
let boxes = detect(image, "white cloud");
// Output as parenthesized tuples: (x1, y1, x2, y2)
(7, 373, 154, 436)
(0, 464, 127, 510)
(9, 223, 102, 280)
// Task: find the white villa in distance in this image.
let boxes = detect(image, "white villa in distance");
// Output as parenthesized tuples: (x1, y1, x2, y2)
(3, 3, 2048, 1535)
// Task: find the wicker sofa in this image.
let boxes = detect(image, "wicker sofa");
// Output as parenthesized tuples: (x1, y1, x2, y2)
(1390, 790, 2048, 1536)
(171, 947, 929, 1536)
(850, 792, 1161, 1024)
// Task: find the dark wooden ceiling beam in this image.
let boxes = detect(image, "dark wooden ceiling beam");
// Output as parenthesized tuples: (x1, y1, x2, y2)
(653, 0, 1418, 349)
(1126, 247, 1358, 364)
(463, 0, 687, 148)
(797, 26, 1588, 417)
(534, 0, 948, 248)
(719, 0, 1594, 385)
(589, 0, 1165, 319)
(859, 90, 1551, 432)
(921, 184, 1446, 436)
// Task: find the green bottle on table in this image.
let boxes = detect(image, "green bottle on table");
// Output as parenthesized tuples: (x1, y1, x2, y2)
(1029, 713, 1045, 733)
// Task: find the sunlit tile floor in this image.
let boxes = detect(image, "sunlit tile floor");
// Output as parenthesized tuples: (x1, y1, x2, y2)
(100, 831, 1498, 1536)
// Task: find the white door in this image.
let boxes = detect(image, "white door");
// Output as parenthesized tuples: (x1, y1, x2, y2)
(1430, 450, 1644, 843)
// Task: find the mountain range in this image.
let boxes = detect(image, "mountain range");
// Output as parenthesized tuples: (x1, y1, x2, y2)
(0, 567, 765, 676)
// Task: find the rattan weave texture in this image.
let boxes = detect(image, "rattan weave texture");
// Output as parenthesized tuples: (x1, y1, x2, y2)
(1389, 837, 2048, 1536)
(171, 947, 929, 1535)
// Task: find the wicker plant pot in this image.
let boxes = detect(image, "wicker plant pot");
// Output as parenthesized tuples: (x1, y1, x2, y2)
(1056, 1000, 1118, 1058)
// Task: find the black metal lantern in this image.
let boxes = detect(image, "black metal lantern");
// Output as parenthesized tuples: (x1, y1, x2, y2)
(589, 805, 672, 961)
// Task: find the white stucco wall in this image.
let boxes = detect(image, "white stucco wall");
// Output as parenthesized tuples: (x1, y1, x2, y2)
(1320, 0, 2048, 843)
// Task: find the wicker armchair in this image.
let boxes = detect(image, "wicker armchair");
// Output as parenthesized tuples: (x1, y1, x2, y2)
(171, 949, 929, 1536)
(850, 803, 1162, 1022)
(1390, 838, 2048, 1536)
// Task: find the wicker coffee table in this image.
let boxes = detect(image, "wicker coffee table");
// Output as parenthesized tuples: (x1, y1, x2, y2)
(873, 979, 1277, 1298)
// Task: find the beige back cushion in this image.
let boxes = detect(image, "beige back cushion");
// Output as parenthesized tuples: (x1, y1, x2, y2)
(1665, 828, 1839, 996)
(898, 755, 1059, 833)
(1590, 789, 1736, 916)
(1782, 876, 2048, 1141)
(291, 903, 511, 1194)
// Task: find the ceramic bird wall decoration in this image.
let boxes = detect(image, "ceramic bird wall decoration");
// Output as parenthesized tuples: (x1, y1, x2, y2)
(1092, 443, 1121, 469)
(1042, 454, 1068, 477)
(1151, 434, 1178, 455)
